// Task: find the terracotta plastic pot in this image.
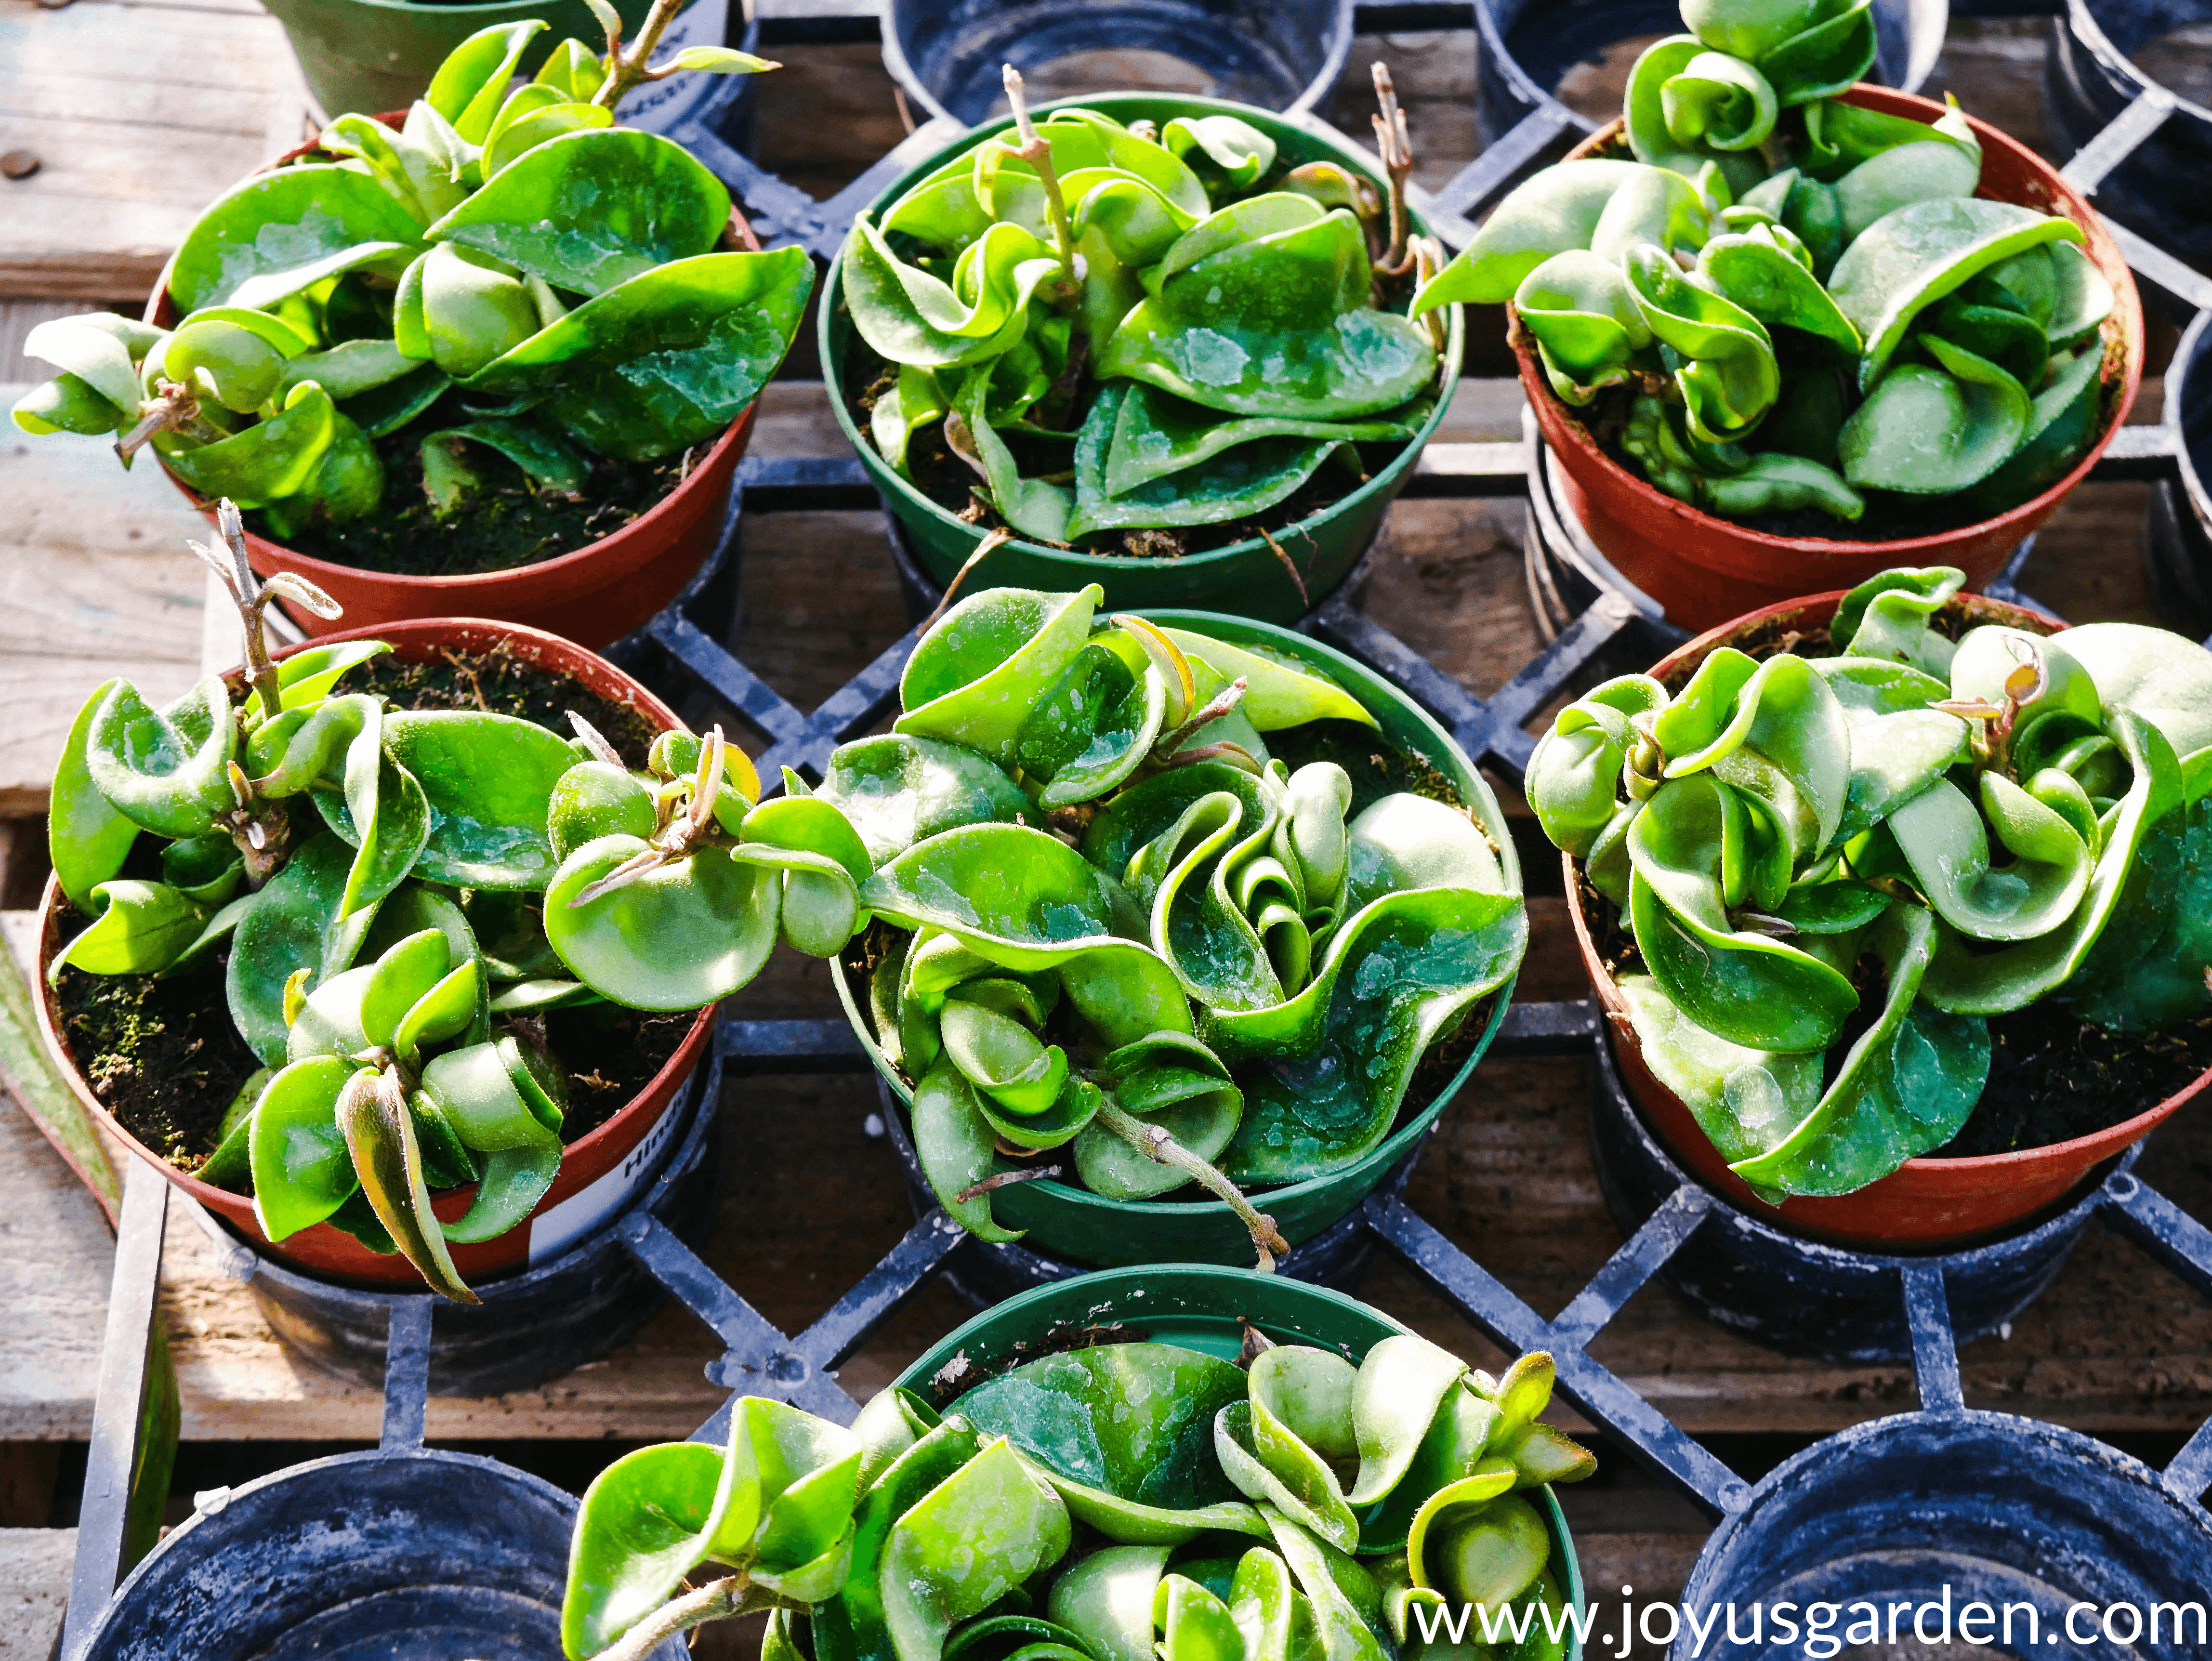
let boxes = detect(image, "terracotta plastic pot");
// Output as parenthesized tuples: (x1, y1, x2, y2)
(142, 119, 764, 651)
(1567, 587, 2208, 1250)
(1519, 84, 2146, 634)
(835, 610, 1522, 1268)
(822, 91, 1466, 625)
(35, 617, 717, 1288)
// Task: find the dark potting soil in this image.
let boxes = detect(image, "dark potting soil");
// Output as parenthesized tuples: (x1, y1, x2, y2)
(53, 649, 680, 1179)
(843, 347, 1404, 567)
(1575, 864, 2208, 1163)
(352, 642, 660, 766)
(248, 431, 695, 579)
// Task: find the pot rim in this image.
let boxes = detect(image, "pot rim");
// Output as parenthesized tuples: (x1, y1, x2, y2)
(139, 112, 763, 598)
(33, 616, 719, 1263)
(832, 606, 1524, 1227)
(820, 89, 1468, 579)
(1516, 82, 2146, 560)
(1564, 584, 2212, 1180)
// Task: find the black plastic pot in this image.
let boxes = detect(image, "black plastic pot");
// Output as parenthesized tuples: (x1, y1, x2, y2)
(880, 0, 1353, 126)
(176, 1052, 723, 1396)
(70, 1447, 685, 1661)
(1589, 1035, 2124, 1364)
(1675, 1411, 2212, 1659)
(2141, 304, 2212, 639)
(2046, 0, 2212, 291)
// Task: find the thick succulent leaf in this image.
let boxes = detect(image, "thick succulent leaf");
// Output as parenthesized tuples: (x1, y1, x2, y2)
(1412, 160, 1643, 311)
(862, 823, 1144, 968)
(1251, 1346, 1357, 1459)
(1098, 202, 1435, 421)
(162, 381, 339, 509)
(950, 372, 1075, 543)
(358, 927, 450, 1048)
(1626, 774, 1857, 1052)
(482, 91, 613, 180)
(1624, 246, 1778, 443)
(21, 313, 160, 412)
(320, 112, 470, 226)
(1840, 337, 2029, 494)
(2063, 794, 2212, 1029)
(816, 734, 1034, 867)
(1524, 676, 1668, 857)
(1102, 381, 1423, 497)
(1211, 882, 1526, 1184)
(1065, 383, 1342, 540)
(957, 1343, 1252, 1521)
(462, 249, 813, 460)
(895, 586, 1099, 767)
(86, 676, 235, 839)
(810, 1422, 987, 1661)
(1405, 1488, 1548, 1614)
(1725, 904, 1989, 1197)
(546, 834, 778, 1009)
(1960, 344, 2105, 515)
(1833, 139, 1981, 243)
(163, 308, 310, 412)
(1047, 1544, 1171, 1661)
(1616, 973, 1822, 1171)
(274, 640, 391, 713)
(1924, 712, 2185, 1013)
(909, 1060, 1026, 1241)
(1161, 631, 1377, 732)
(1012, 637, 1167, 809)
(247, 1055, 361, 1238)
(1827, 197, 2083, 388)
(1698, 225, 1861, 356)
(356, 710, 575, 889)
(49, 680, 140, 910)
(1754, 0, 1880, 105)
(13, 372, 132, 437)
(427, 127, 728, 296)
(1358, 1384, 1504, 1554)
(1886, 772, 2092, 941)
(1164, 113, 1277, 190)
(1070, 1065, 1240, 1201)
(1258, 1510, 1388, 1661)
(1831, 565, 1964, 672)
(845, 216, 1060, 369)
(2058, 621, 2212, 768)
(224, 835, 369, 1064)
(1516, 249, 1650, 403)
(882, 1440, 1072, 1661)
(1835, 708, 1967, 840)
(47, 880, 204, 979)
(1656, 649, 1851, 858)
(547, 762, 657, 862)
(1345, 1333, 1470, 1507)
(1796, 95, 1979, 182)
(168, 165, 424, 314)
(1216, 1402, 1358, 1554)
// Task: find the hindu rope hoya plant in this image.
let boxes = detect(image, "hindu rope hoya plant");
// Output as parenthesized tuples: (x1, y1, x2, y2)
(1525, 564, 2212, 1200)
(560, 1328, 1593, 1661)
(781, 585, 1524, 1264)
(843, 64, 1449, 565)
(1412, 0, 2116, 526)
(11, 0, 811, 544)
(44, 505, 871, 1301)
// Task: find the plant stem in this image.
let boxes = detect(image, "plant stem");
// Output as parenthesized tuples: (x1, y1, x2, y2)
(1093, 1099, 1290, 1271)
(591, 1574, 757, 1661)
(1002, 65, 1082, 306)
(115, 382, 223, 462)
(595, 0, 688, 109)
(1370, 63, 1417, 279)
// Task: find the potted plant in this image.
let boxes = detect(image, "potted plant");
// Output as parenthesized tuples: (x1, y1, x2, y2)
(34, 503, 854, 1301)
(794, 584, 1527, 1269)
(823, 66, 1468, 624)
(11, 6, 811, 651)
(1413, 0, 2142, 631)
(558, 1266, 1593, 1661)
(1526, 562, 2212, 1248)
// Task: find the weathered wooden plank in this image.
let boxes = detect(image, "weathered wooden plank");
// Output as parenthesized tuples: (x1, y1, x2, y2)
(0, 0, 302, 300)
(0, 1528, 75, 1661)
(0, 382, 210, 816)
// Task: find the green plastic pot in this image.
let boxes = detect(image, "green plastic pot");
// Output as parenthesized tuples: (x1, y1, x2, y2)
(822, 92, 1468, 624)
(258, 0, 658, 121)
(892, 1263, 1585, 1660)
(834, 609, 1522, 1268)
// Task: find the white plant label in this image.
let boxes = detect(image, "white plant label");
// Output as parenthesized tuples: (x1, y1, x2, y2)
(614, 0, 733, 135)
